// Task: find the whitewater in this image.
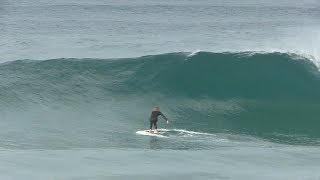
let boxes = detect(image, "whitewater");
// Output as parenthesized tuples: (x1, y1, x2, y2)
(1, 0, 320, 179)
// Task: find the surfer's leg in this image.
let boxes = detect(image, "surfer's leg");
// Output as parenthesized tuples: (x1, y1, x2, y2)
(150, 121, 153, 130)
(154, 122, 157, 129)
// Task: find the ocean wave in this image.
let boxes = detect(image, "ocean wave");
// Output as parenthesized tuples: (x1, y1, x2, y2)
(1, 51, 320, 143)
(2, 51, 319, 100)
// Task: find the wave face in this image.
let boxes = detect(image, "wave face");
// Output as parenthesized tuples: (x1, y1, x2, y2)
(1, 51, 320, 145)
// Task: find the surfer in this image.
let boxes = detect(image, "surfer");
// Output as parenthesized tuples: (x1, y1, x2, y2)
(149, 107, 168, 133)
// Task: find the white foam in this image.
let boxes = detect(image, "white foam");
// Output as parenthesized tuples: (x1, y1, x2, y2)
(135, 130, 167, 138)
(136, 129, 233, 143)
(172, 129, 212, 136)
(136, 128, 212, 137)
(187, 49, 201, 57)
(141, 128, 213, 136)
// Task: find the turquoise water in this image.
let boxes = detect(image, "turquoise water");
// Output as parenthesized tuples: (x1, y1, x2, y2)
(1, 0, 320, 179)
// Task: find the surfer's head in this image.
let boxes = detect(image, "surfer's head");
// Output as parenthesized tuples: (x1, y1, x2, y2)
(153, 106, 160, 111)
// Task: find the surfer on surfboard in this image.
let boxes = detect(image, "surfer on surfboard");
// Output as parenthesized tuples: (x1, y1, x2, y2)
(148, 107, 168, 133)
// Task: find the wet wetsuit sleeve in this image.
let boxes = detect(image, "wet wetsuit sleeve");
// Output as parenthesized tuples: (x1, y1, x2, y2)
(160, 112, 168, 121)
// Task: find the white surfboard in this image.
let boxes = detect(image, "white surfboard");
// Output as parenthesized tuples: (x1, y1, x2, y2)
(136, 130, 166, 137)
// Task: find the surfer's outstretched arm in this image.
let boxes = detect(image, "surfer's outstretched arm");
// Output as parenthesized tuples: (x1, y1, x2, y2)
(160, 112, 169, 122)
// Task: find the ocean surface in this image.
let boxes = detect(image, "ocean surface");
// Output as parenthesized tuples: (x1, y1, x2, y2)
(1, 0, 320, 179)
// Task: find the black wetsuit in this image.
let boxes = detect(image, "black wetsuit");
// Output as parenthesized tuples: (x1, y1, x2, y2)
(149, 111, 167, 129)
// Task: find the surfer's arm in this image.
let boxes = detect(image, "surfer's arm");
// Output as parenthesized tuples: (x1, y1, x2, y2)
(160, 112, 168, 121)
